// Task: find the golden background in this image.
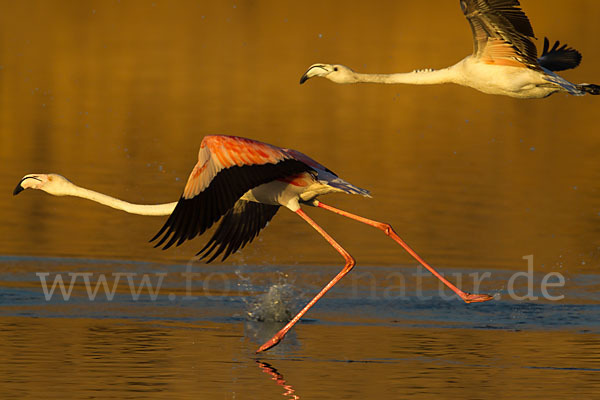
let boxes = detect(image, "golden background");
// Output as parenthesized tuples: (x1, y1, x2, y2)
(3, 1, 599, 273)
(1, 1, 599, 398)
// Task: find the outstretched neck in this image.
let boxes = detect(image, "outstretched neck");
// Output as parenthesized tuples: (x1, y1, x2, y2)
(352, 64, 461, 85)
(64, 184, 176, 216)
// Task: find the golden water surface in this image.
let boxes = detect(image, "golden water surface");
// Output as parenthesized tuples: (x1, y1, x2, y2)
(1, 0, 600, 398)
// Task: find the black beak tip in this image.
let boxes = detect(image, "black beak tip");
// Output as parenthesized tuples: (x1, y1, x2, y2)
(299, 74, 308, 85)
(13, 185, 24, 196)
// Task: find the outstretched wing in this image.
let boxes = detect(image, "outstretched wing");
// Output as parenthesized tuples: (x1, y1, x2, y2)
(460, 0, 539, 69)
(283, 148, 370, 197)
(282, 148, 337, 176)
(197, 200, 280, 263)
(537, 37, 582, 72)
(151, 135, 313, 250)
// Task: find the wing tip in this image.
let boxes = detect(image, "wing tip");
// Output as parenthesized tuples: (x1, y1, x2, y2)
(539, 37, 582, 71)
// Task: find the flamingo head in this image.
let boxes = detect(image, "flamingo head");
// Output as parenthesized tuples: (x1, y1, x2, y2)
(299, 63, 356, 84)
(13, 173, 73, 196)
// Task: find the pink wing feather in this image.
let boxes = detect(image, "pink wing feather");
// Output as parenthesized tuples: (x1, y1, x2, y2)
(183, 136, 295, 199)
(151, 135, 314, 250)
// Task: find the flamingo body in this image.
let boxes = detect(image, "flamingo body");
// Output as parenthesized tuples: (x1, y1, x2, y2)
(14, 135, 493, 353)
(300, 0, 599, 98)
(151, 135, 370, 258)
(455, 56, 579, 98)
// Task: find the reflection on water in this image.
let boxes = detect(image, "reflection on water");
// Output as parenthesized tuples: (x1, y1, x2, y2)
(257, 361, 300, 400)
(2, 257, 600, 398)
(1, 313, 600, 399)
(2, 0, 600, 398)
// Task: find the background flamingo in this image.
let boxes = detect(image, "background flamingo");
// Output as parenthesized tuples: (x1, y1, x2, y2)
(300, 0, 600, 98)
(14, 135, 493, 352)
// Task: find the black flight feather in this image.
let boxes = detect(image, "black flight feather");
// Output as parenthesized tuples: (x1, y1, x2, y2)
(150, 159, 312, 251)
(538, 37, 582, 72)
(198, 200, 280, 263)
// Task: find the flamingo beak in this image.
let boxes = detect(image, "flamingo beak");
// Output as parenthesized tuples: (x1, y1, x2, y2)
(13, 182, 25, 196)
(299, 71, 311, 84)
(299, 64, 328, 84)
(13, 176, 41, 196)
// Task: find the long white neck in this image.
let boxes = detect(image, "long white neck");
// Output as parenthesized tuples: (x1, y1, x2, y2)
(351, 64, 461, 85)
(61, 184, 177, 216)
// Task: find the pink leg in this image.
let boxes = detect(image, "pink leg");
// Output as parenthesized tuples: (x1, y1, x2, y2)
(316, 202, 493, 304)
(256, 208, 356, 353)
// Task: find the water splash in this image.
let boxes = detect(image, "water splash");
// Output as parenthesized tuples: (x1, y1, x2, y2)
(247, 282, 298, 322)
(237, 270, 302, 322)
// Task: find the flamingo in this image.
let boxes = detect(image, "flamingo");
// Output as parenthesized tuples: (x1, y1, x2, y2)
(14, 135, 493, 352)
(300, 0, 600, 98)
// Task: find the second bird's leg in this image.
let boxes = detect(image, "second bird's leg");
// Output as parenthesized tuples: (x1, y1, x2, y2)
(314, 201, 493, 303)
(256, 208, 356, 353)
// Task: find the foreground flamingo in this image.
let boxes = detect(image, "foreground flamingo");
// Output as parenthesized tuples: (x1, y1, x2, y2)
(300, 0, 600, 98)
(14, 135, 493, 352)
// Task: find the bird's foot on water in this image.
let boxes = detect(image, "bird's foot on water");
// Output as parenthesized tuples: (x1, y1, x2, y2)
(462, 293, 494, 303)
(256, 336, 283, 353)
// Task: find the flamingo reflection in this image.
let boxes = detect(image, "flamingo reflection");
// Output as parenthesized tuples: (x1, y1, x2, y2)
(257, 360, 300, 399)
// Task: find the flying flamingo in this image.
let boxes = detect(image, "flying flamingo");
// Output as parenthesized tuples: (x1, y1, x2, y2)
(300, 0, 600, 98)
(14, 135, 493, 352)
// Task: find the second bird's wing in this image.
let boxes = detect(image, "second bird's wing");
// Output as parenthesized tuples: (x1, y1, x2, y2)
(537, 37, 582, 72)
(460, 0, 539, 69)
